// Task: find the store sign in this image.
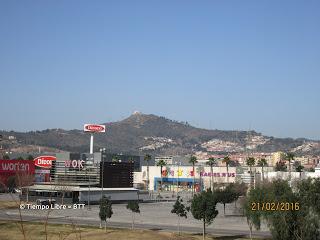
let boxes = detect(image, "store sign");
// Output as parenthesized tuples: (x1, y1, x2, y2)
(200, 172, 235, 177)
(84, 124, 106, 133)
(34, 156, 56, 169)
(0, 160, 35, 174)
(64, 160, 84, 169)
(161, 169, 236, 178)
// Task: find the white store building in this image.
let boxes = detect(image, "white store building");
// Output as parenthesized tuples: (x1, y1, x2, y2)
(134, 166, 236, 191)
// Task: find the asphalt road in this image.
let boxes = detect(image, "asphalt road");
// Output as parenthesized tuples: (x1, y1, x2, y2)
(0, 193, 271, 238)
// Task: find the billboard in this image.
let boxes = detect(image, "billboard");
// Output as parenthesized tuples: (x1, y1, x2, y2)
(84, 124, 106, 133)
(0, 160, 35, 174)
(34, 156, 56, 169)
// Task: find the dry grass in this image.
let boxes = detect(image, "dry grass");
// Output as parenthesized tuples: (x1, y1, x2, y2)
(0, 221, 265, 240)
(0, 201, 20, 209)
(0, 221, 200, 240)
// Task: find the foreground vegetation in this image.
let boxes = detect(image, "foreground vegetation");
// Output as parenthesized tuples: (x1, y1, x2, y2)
(243, 178, 320, 240)
(0, 221, 269, 240)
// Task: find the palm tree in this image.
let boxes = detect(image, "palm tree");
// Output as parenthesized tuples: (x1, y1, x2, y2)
(206, 157, 216, 191)
(189, 155, 198, 196)
(156, 159, 167, 192)
(222, 156, 231, 183)
(112, 155, 120, 162)
(285, 152, 294, 183)
(257, 158, 267, 181)
(294, 161, 304, 179)
(246, 157, 256, 188)
(144, 154, 152, 191)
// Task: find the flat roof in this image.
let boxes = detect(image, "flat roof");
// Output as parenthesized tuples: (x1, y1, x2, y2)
(25, 184, 138, 192)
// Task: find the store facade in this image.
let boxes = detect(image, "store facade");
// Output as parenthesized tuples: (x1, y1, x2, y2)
(137, 166, 236, 191)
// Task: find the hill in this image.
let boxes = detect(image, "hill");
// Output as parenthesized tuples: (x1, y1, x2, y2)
(1, 112, 319, 156)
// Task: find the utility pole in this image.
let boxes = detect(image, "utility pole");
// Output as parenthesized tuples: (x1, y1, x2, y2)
(86, 163, 91, 210)
(100, 148, 106, 200)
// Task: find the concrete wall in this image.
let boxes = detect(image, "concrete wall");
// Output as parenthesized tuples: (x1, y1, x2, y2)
(79, 190, 139, 203)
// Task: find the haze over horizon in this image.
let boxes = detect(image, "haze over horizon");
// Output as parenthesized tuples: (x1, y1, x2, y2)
(1, 1, 320, 140)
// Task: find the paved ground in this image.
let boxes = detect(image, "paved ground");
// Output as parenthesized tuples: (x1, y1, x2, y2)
(0, 193, 271, 238)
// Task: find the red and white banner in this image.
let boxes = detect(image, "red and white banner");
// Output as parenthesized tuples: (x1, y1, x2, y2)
(84, 124, 106, 133)
(34, 156, 56, 169)
(0, 160, 35, 174)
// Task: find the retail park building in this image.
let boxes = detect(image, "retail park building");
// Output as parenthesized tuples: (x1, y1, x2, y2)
(1, 152, 320, 204)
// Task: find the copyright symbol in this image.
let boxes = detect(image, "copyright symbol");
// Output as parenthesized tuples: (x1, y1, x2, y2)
(20, 204, 25, 209)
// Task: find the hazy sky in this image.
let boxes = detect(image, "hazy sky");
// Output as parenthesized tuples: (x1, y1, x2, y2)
(0, 1, 319, 140)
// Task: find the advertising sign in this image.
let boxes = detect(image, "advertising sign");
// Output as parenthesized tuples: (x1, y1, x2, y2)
(0, 160, 35, 174)
(34, 156, 56, 169)
(64, 160, 84, 169)
(160, 167, 236, 178)
(84, 124, 106, 133)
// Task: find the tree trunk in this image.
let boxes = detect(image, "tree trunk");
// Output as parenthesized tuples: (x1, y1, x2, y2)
(226, 165, 229, 183)
(210, 166, 213, 191)
(249, 166, 252, 189)
(203, 219, 206, 240)
(178, 216, 180, 235)
(192, 165, 195, 196)
(223, 203, 226, 215)
(105, 221, 107, 232)
(289, 160, 291, 182)
(132, 212, 134, 229)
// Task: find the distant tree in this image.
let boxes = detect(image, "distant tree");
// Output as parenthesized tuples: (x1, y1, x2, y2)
(189, 155, 198, 196)
(156, 159, 166, 192)
(7, 176, 16, 192)
(275, 161, 287, 172)
(215, 187, 237, 215)
(257, 158, 267, 181)
(17, 156, 24, 160)
(222, 156, 231, 183)
(171, 196, 189, 235)
(206, 157, 216, 191)
(306, 167, 315, 172)
(294, 161, 304, 179)
(3, 154, 10, 160)
(285, 152, 295, 182)
(226, 182, 247, 208)
(144, 154, 152, 190)
(242, 192, 261, 240)
(26, 155, 34, 161)
(191, 189, 218, 240)
(99, 196, 113, 231)
(128, 156, 135, 164)
(112, 155, 120, 162)
(246, 157, 256, 188)
(126, 201, 140, 229)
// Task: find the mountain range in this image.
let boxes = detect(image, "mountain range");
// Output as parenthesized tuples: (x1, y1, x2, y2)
(1, 112, 320, 156)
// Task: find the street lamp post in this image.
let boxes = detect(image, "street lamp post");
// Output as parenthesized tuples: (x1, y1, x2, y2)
(100, 148, 106, 200)
(86, 168, 91, 210)
(176, 161, 181, 195)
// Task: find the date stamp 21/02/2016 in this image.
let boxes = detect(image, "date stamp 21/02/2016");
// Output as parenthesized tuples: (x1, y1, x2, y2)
(251, 202, 300, 211)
